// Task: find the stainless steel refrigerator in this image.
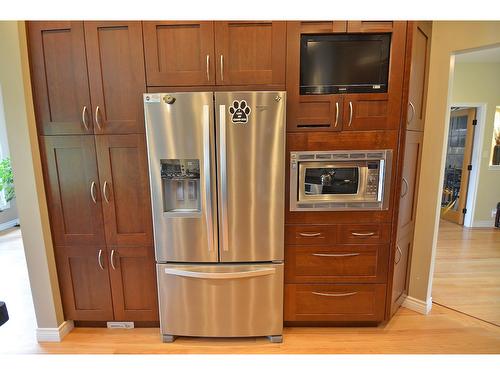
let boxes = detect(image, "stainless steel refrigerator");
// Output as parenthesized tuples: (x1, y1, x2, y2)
(143, 91, 285, 343)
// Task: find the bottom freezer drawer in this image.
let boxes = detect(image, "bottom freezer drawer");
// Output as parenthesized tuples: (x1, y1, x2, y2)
(157, 263, 284, 337)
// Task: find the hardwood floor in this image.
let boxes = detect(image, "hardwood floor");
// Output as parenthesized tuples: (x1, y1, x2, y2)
(433, 220, 500, 326)
(1, 226, 499, 354)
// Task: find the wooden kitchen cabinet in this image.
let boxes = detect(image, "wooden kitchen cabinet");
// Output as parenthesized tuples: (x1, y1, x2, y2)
(391, 232, 413, 315)
(84, 21, 147, 134)
(107, 246, 158, 321)
(27, 22, 93, 135)
(55, 245, 114, 321)
(40, 136, 105, 246)
(214, 21, 286, 86)
(347, 21, 395, 33)
(95, 134, 153, 247)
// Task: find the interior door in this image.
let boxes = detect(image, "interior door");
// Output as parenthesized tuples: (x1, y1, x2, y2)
(143, 21, 215, 86)
(95, 134, 153, 247)
(214, 21, 286, 85)
(40, 135, 105, 246)
(215, 92, 285, 262)
(27, 21, 93, 135)
(441, 108, 476, 225)
(84, 21, 147, 134)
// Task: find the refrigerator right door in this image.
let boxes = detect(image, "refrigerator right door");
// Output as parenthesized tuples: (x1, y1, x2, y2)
(215, 92, 286, 262)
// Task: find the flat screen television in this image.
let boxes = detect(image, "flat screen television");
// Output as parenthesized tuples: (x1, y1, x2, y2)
(300, 33, 391, 95)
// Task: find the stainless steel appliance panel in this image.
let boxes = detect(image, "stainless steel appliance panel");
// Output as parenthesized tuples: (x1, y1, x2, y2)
(144, 92, 218, 263)
(157, 263, 284, 337)
(215, 92, 286, 262)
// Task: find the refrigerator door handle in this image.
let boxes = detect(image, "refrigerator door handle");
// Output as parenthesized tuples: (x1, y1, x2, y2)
(164, 267, 276, 279)
(219, 104, 229, 252)
(203, 104, 214, 255)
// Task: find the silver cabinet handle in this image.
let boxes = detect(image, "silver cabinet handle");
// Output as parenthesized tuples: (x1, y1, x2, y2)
(97, 249, 104, 270)
(203, 104, 214, 254)
(313, 253, 360, 257)
(334, 101, 339, 128)
(90, 181, 97, 204)
(206, 55, 210, 82)
(401, 177, 409, 198)
(164, 267, 275, 279)
(408, 101, 415, 124)
(351, 232, 375, 237)
(312, 291, 358, 297)
(348, 101, 353, 127)
(95, 106, 102, 130)
(219, 105, 228, 252)
(395, 245, 402, 264)
(220, 55, 224, 81)
(110, 249, 117, 270)
(82, 106, 89, 130)
(298, 232, 322, 237)
(103, 181, 110, 204)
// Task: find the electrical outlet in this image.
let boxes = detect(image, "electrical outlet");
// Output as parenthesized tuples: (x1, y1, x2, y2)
(492, 208, 498, 218)
(107, 321, 134, 329)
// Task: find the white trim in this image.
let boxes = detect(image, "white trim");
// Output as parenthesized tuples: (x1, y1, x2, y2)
(472, 219, 495, 228)
(402, 296, 433, 315)
(36, 320, 74, 342)
(0, 218, 19, 232)
(488, 165, 500, 170)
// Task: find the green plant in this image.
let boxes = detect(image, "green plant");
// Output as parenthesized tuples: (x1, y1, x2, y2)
(0, 157, 15, 203)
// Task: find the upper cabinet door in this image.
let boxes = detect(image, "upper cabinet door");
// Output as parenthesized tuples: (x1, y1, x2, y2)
(40, 135, 105, 246)
(143, 21, 215, 86)
(27, 22, 93, 135)
(84, 21, 147, 134)
(214, 21, 286, 86)
(347, 21, 395, 33)
(95, 134, 153, 247)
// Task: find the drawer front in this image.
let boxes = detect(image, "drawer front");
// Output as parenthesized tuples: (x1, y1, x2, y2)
(284, 283, 386, 322)
(285, 225, 337, 245)
(337, 224, 391, 244)
(285, 245, 388, 283)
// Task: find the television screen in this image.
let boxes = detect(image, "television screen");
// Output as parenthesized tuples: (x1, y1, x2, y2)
(300, 34, 391, 95)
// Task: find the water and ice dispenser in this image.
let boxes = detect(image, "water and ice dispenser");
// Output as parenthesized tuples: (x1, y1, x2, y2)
(161, 159, 200, 214)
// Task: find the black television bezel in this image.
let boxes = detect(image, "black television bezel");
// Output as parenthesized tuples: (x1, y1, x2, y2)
(299, 33, 392, 95)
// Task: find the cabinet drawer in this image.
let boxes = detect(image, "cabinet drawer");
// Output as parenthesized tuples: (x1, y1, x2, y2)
(337, 224, 391, 244)
(284, 284, 386, 322)
(285, 225, 337, 245)
(285, 245, 388, 283)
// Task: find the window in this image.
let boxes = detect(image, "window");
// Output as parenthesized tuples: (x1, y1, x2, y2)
(491, 106, 500, 167)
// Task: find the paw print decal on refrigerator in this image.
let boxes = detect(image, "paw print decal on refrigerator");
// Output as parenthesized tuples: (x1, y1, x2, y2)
(229, 100, 251, 124)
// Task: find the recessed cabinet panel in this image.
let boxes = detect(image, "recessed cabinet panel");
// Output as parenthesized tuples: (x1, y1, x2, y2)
(391, 233, 412, 315)
(342, 95, 392, 131)
(296, 96, 342, 131)
(143, 21, 215, 86)
(28, 22, 93, 135)
(300, 21, 347, 33)
(347, 21, 394, 33)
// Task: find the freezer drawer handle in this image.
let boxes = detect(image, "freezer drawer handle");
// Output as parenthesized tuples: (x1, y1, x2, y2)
(312, 253, 360, 257)
(164, 268, 276, 279)
(312, 291, 358, 297)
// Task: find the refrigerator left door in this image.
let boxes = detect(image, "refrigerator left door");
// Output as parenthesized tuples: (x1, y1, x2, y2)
(144, 92, 218, 262)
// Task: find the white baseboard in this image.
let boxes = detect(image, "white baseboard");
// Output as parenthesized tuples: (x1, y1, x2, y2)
(402, 296, 433, 315)
(0, 218, 19, 232)
(36, 320, 74, 342)
(472, 220, 495, 228)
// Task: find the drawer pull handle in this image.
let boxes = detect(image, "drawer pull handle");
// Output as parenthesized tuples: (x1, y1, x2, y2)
(298, 232, 322, 237)
(312, 253, 360, 257)
(351, 232, 375, 237)
(312, 291, 358, 297)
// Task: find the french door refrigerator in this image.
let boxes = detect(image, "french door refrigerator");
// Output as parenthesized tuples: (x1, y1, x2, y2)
(143, 91, 286, 343)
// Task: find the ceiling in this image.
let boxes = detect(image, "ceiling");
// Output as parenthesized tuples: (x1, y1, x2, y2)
(455, 46, 500, 63)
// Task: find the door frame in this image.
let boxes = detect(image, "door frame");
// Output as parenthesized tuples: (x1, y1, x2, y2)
(447, 102, 486, 228)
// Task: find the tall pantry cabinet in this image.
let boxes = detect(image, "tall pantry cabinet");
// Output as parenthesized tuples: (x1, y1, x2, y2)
(27, 21, 158, 323)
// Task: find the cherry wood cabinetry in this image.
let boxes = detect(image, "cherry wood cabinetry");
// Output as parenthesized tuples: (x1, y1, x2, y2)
(347, 21, 396, 33)
(27, 22, 93, 135)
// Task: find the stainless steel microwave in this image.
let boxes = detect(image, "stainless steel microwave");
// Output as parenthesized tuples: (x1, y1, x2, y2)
(290, 150, 392, 211)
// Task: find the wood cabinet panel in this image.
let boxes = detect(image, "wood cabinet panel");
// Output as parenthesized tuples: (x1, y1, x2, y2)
(295, 95, 342, 131)
(95, 135, 153, 246)
(391, 233, 413, 315)
(27, 22, 93, 135)
(107, 247, 158, 321)
(214, 21, 286, 85)
(347, 21, 394, 33)
(55, 245, 114, 321)
(342, 94, 393, 131)
(337, 224, 391, 244)
(143, 21, 215, 86)
(84, 21, 146, 134)
(285, 284, 386, 322)
(40, 136, 105, 246)
(299, 21, 347, 33)
(285, 245, 388, 283)
(285, 225, 337, 245)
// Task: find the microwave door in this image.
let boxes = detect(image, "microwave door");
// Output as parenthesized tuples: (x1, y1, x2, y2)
(215, 92, 285, 263)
